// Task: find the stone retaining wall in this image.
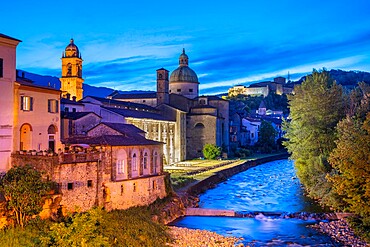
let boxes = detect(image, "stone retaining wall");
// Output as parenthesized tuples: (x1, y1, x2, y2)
(186, 154, 289, 196)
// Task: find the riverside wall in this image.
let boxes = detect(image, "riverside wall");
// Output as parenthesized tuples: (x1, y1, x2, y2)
(158, 153, 289, 225)
(186, 153, 289, 196)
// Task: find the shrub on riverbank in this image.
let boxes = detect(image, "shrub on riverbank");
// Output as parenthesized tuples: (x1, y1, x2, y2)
(0, 207, 171, 246)
(171, 176, 196, 190)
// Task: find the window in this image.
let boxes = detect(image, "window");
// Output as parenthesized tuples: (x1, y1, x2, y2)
(72, 108, 77, 112)
(117, 160, 124, 174)
(177, 89, 181, 92)
(0, 58, 3, 78)
(67, 63, 72, 76)
(132, 153, 137, 171)
(143, 152, 148, 169)
(120, 185, 124, 195)
(48, 99, 59, 113)
(67, 182, 73, 190)
(133, 183, 136, 192)
(87, 180, 93, 188)
(195, 123, 205, 128)
(153, 151, 158, 173)
(20, 96, 33, 111)
(189, 89, 193, 92)
(65, 107, 69, 112)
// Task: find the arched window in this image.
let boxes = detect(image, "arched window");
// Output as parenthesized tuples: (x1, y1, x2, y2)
(194, 123, 205, 128)
(67, 63, 72, 76)
(48, 125, 56, 134)
(143, 152, 148, 169)
(117, 160, 124, 174)
(48, 125, 57, 152)
(153, 151, 158, 173)
(116, 150, 127, 179)
(132, 153, 137, 171)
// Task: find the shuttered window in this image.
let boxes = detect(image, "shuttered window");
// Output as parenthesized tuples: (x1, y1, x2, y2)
(20, 96, 33, 111)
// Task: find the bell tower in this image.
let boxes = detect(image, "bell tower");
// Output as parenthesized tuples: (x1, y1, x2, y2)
(156, 68, 169, 105)
(60, 39, 84, 101)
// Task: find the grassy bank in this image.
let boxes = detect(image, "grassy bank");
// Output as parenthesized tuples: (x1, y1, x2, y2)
(166, 153, 286, 192)
(0, 207, 170, 247)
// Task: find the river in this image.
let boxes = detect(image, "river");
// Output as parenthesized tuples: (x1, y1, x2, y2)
(172, 159, 341, 246)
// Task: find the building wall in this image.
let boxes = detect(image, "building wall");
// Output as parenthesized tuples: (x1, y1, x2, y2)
(13, 84, 61, 153)
(242, 118, 261, 145)
(169, 82, 199, 99)
(209, 99, 230, 151)
(60, 56, 83, 101)
(113, 97, 157, 107)
(12, 145, 166, 213)
(186, 114, 217, 159)
(61, 114, 101, 139)
(0, 36, 19, 171)
(125, 118, 176, 165)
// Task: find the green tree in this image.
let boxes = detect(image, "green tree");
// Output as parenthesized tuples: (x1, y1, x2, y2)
(327, 83, 370, 239)
(257, 120, 277, 153)
(44, 208, 109, 246)
(202, 144, 221, 160)
(0, 165, 53, 228)
(283, 69, 345, 204)
(328, 115, 370, 215)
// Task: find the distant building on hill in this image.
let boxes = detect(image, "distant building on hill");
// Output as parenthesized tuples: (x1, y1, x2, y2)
(228, 76, 294, 97)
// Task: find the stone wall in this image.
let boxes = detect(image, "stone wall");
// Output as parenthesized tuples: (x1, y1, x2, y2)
(186, 154, 290, 196)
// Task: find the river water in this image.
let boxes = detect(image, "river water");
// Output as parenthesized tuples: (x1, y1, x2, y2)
(172, 159, 340, 246)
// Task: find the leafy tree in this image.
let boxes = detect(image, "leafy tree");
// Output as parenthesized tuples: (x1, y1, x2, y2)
(283, 69, 346, 204)
(327, 83, 370, 239)
(328, 115, 370, 216)
(202, 144, 221, 160)
(0, 165, 53, 228)
(257, 120, 277, 153)
(44, 208, 109, 246)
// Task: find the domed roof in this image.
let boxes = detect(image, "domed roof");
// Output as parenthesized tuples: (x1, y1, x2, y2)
(169, 49, 198, 83)
(170, 66, 198, 83)
(64, 39, 80, 57)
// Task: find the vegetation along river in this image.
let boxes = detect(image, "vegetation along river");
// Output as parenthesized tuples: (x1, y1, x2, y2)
(172, 159, 341, 246)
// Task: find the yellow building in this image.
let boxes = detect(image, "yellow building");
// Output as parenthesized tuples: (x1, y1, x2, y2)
(60, 39, 84, 101)
(0, 33, 62, 172)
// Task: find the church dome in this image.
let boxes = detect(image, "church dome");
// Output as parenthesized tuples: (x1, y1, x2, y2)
(169, 49, 198, 84)
(170, 66, 198, 83)
(64, 39, 80, 57)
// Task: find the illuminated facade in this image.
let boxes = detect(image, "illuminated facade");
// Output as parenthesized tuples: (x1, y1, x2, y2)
(60, 39, 84, 101)
(0, 34, 62, 172)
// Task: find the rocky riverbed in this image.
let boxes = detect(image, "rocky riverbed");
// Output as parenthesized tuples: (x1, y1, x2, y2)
(167, 226, 244, 247)
(311, 219, 369, 247)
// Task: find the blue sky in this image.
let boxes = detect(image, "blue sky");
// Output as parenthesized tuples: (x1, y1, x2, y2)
(2, 0, 370, 95)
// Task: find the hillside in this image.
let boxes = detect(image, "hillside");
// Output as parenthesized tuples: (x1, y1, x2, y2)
(296, 69, 370, 87)
(18, 70, 154, 98)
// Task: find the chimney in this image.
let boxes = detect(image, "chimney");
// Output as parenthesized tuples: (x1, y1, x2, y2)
(66, 93, 71, 100)
(72, 96, 77, 102)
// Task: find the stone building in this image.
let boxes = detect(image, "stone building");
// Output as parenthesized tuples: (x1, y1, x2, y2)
(56, 122, 166, 212)
(11, 122, 167, 212)
(109, 49, 230, 160)
(228, 76, 294, 98)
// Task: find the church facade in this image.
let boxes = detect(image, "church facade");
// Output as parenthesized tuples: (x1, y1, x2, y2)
(108, 49, 230, 159)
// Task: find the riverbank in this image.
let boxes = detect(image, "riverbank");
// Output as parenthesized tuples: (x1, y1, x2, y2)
(167, 226, 244, 247)
(163, 156, 369, 246)
(155, 153, 290, 225)
(311, 219, 369, 247)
